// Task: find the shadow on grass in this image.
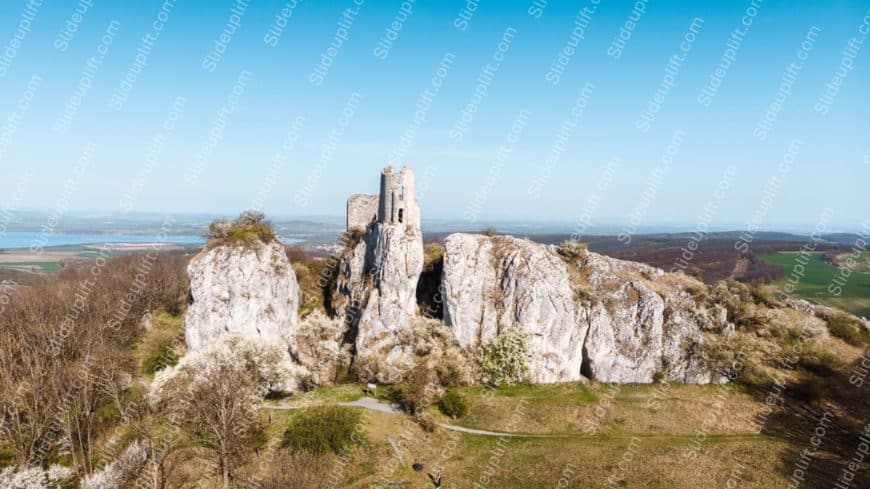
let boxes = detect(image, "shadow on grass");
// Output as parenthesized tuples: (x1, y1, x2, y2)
(745, 354, 868, 487)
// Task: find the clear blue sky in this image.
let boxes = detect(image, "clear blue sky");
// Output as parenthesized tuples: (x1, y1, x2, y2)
(0, 0, 867, 231)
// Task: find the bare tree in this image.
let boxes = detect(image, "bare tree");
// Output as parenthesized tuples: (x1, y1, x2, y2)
(0, 252, 189, 474)
(149, 335, 302, 489)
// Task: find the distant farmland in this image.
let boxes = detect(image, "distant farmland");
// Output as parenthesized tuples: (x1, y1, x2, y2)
(761, 252, 870, 318)
(0, 261, 62, 273)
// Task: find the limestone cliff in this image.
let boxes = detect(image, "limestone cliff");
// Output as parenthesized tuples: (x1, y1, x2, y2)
(442, 234, 587, 383)
(442, 234, 730, 384)
(579, 252, 724, 384)
(180, 166, 865, 388)
(182, 222, 863, 388)
(185, 241, 300, 352)
(336, 223, 424, 360)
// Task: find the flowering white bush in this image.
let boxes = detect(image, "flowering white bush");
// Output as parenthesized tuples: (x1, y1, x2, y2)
(355, 317, 473, 386)
(150, 333, 307, 404)
(478, 326, 531, 386)
(0, 465, 73, 489)
(293, 310, 351, 386)
(80, 439, 149, 489)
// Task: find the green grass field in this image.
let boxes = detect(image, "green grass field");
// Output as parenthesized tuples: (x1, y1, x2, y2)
(257, 380, 855, 488)
(0, 261, 62, 273)
(761, 252, 870, 317)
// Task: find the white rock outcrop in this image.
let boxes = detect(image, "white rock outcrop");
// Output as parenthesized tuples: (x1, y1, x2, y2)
(442, 234, 728, 384)
(580, 252, 715, 384)
(337, 223, 424, 359)
(442, 234, 587, 383)
(185, 241, 300, 352)
(582, 281, 664, 384)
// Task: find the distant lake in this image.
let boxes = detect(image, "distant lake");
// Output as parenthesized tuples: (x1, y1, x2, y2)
(0, 232, 205, 250)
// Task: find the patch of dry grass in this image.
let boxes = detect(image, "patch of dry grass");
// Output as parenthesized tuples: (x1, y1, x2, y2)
(251, 382, 800, 488)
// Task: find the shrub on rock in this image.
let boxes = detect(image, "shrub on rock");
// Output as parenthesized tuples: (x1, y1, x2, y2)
(204, 210, 277, 248)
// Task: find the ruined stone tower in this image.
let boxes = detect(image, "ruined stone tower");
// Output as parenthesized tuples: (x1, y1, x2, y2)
(347, 166, 420, 232)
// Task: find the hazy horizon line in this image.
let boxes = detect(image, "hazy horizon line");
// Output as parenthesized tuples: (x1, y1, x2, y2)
(3, 208, 867, 236)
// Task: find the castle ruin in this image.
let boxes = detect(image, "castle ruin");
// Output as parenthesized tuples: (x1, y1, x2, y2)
(347, 166, 421, 232)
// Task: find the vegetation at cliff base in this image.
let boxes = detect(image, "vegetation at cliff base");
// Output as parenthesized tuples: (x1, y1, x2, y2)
(478, 326, 532, 386)
(437, 389, 469, 419)
(282, 406, 366, 455)
(138, 311, 185, 376)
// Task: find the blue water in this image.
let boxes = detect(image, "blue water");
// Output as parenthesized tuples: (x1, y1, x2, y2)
(0, 232, 204, 250)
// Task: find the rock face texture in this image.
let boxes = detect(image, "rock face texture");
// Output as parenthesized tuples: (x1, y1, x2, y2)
(337, 165, 425, 362)
(442, 234, 587, 383)
(579, 253, 718, 384)
(184, 168, 827, 388)
(442, 234, 729, 384)
(185, 242, 300, 352)
(337, 223, 424, 358)
(347, 194, 379, 233)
